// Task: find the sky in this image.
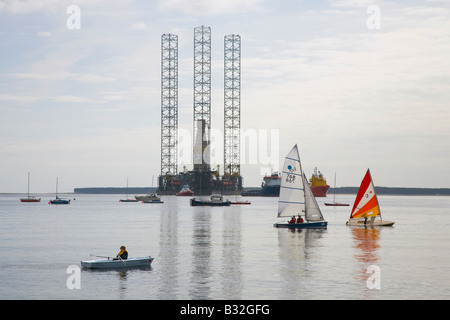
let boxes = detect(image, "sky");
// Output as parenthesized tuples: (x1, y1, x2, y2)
(1, 0, 450, 193)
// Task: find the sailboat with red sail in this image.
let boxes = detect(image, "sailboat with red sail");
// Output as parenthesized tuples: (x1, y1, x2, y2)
(346, 169, 394, 227)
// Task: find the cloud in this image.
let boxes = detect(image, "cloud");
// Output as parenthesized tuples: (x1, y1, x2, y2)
(0, 93, 41, 103)
(330, 0, 379, 7)
(7, 72, 115, 84)
(0, 0, 61, 14)
(2, 1, 450, 190)
(131, 22, 148, 30)
(37, 31, 52, 37)
(53, 95, 93, 103)
(70, 73, 116, 83)
(0, 0, 136, 15)
(157, 0, 264, 15)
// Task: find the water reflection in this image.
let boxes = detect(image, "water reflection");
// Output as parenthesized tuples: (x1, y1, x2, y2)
(82, 268, 130, 299)
(158, 197, 179, 299)
(220, 208, 242, 299)
(352, 227, 379, 266)
(157, 199, 243, 299)
(117, 270, 127, 299)
(351, 227, 380, 295)
(190, 208, 212, 299)
(277, 229, 326, 298)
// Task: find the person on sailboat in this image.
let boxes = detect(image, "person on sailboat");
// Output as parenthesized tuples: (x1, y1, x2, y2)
(289, 216, 296, 224)
(114, 245, 128, 260)
(296, 215, 303, 223)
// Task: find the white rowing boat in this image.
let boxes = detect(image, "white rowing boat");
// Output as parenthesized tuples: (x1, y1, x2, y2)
(81, 256, 154, 269)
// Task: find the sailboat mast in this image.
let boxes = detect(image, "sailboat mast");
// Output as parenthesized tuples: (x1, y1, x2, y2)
(295, 146, 306, 218)
(333, 172, 336, 203)
(368, 169, 382, 221)
(27, 172, 30, 198)
(295, 146, 306, 219)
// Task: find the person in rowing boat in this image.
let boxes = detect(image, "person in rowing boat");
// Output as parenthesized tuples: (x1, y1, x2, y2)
(113, 245, 128, 260)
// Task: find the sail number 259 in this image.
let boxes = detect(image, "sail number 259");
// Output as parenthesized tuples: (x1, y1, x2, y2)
(286, 174, 296, 183)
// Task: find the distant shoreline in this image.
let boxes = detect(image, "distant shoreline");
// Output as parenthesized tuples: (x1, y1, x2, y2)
(71, 186, 450, 196)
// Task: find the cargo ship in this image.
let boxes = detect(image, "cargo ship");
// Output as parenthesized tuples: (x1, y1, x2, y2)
(241, 172, 281, 196)
(309, 167, 330, 197)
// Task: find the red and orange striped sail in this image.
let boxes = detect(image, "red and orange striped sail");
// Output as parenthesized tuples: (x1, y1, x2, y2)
(350, 169, 380, 219)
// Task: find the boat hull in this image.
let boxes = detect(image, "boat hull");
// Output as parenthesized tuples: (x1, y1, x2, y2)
(81, 256, 154, 269)
(49, 199, 70, 204)
(241, 185, 280, 197)
(230, 201, 251, 205)
(135, 194, 161, 201)
(273, 221, 328, 229)
(311, 185, 330, 197)
(142, 200, 164, 203)
(20, 198, 41, 203)
(176, 191, 194, 196)
(190, 198, 231, 206)
(119, 199, 139, 202)
(347, 219, 395, 227)
(324, 202, 349, 206)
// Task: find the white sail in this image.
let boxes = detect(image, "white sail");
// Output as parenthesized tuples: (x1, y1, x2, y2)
(278, 145, 305, 217)
(303, 173, 324, 221)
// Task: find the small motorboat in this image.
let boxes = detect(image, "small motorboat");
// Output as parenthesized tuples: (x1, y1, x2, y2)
(190, 194, 231, 206)
(142, 199, 164, 203)
(135, 192, 161, 202)
(81, 256, 154, 269)
(176, 185, 194, 196)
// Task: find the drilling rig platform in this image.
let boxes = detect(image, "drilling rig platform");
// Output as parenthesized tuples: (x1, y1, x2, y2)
(157, 27, 243, 196)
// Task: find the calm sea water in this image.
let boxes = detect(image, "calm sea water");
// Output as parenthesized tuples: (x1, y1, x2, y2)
(0, 193, 449, 300)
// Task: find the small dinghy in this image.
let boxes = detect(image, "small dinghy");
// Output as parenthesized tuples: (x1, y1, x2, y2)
(81, 256, 154, 269)
(346, 169, 395, 227)
(273, 144, 328, 229)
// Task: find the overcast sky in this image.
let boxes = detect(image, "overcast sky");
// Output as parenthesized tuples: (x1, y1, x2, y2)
(1, 0, 449, 193)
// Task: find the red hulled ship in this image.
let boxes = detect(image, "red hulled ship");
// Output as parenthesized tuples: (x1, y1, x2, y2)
(309, 167, 330, 197)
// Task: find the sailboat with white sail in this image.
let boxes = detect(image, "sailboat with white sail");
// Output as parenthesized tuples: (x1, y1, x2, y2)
(346, 169, 394, 227)
(273, 144, 327, 229)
